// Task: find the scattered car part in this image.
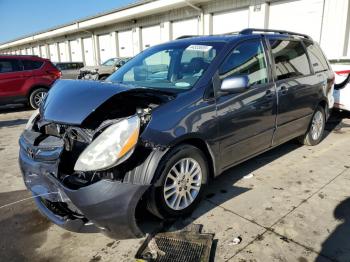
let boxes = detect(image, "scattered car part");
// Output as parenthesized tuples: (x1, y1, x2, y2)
(135, 224, 214, 262)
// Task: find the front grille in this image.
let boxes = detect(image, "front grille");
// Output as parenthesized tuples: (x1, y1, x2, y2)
(136, 224, 213, 262)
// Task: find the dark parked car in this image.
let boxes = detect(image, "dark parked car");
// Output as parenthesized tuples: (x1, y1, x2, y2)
(54, 62, 84, 79)
(19, 29, 334, 239)
(0, 55, 61, 109)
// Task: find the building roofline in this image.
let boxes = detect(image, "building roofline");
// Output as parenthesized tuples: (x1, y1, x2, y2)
(0, 0, 154, 46)
(1, 0, 207, 50)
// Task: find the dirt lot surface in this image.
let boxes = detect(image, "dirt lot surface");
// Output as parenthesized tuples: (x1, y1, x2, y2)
(0, 105, 349, 262)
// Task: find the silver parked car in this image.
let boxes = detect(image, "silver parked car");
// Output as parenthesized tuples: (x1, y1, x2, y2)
(78, 57, 131, 80)
(54, 62, 84, 79)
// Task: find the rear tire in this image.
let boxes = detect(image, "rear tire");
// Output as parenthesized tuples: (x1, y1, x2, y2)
(147, 144, 208, 219)
(298, 106, 325, 146)
(29, 88, 48, 109)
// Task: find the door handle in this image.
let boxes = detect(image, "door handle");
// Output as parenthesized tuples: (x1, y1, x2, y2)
(280, 85, 288, 95)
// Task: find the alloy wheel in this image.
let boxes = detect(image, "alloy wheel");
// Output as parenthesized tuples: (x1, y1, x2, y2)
(33, 91, 47, 107)
(163, 158, 202, 211)
(311, 111, 324, 140)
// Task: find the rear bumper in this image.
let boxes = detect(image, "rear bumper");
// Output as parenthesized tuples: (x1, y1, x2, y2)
(19, 132, 150, 239)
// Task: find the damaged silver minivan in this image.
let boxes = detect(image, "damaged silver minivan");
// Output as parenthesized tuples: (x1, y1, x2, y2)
(19, 29, 333, 239)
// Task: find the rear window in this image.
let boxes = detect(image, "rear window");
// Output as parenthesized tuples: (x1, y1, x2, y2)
(0, 59, 22, 73)
(269, 40, 311, 80)
(304, 42, 329, 73)
(21, 60, 44, 70)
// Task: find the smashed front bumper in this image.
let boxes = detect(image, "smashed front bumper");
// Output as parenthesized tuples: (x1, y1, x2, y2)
(19, 130, 150, 239)
(77, 70, 99, 80)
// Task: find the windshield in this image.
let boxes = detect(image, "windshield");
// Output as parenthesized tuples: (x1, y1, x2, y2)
(102, 58, 119, 66)
(107, 42, 224, 91)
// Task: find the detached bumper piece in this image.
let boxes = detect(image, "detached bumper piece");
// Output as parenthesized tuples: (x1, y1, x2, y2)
(135, 224, 214, 262)
(19, 130, 149, 239)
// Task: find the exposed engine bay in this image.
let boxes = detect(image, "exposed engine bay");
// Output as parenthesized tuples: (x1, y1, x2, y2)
(30, 89, 169, 188)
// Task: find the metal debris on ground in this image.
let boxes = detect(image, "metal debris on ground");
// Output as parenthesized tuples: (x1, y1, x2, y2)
(228, 236, 242, 246)
(243, 173, 254, 179)
(135, 224, 214, 262)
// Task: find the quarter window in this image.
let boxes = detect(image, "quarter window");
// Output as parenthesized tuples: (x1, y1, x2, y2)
(304, 42, 329, 73)
(220, 40, 268, 86)
(269, 40, 311, 80)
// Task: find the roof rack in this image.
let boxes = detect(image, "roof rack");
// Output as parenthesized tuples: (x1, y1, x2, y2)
(239, 28, 312, 40)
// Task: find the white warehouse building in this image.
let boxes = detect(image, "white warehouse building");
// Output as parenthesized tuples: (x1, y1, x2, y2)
(0, 0, 349, 65)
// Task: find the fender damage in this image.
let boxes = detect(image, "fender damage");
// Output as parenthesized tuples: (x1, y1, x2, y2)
(19, 80, 172, 239)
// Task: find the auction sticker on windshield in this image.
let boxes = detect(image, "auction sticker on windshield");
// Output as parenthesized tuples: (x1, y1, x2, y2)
(186, 45, 213, 52)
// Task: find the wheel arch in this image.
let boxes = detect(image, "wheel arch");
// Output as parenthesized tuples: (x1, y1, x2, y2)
(27, 85, 49, 98)
(98, 74, 111, 80)
(167, 136, 217, 181)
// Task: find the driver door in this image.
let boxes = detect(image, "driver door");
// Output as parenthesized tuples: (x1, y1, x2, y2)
(215, 38, 277, 170)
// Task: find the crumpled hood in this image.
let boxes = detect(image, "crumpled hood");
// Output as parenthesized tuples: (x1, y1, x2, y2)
(41, 80, 144, 126)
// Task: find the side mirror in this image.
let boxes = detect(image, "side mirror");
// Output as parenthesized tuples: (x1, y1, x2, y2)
(220, 75, 250, 93)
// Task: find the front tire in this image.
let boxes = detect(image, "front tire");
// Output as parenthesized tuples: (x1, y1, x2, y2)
(298, 106, 326, 146)
(99, 75, 109, 81)
(29, 88, 48, 109)
(147, 145, 208, 219)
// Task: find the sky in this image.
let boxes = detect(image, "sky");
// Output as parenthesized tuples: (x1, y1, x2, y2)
(0, 0, 137, 44)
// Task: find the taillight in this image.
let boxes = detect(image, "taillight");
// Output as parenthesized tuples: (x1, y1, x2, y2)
(335, 70, 350, 76)
(46, 70, 61, 79)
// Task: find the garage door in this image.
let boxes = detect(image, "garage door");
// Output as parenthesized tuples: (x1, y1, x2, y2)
(40, 46, 47, 58)
(213, 9, 249, 34)
(83, 37, 94, 66)
(70, 39, 83, 62)
(33, 46, 40, 56)
(141, 25, 161, 50)
(268, 0, 324, 41)
(172, 18, 199, 39)
(98, 34, 113, 64)
(26, 48, 32, 55)
(49, 44, 58, 62)
(118, 30, 134, 58)
(59, 42, 69, 62)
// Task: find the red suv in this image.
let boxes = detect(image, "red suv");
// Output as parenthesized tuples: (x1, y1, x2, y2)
(0, 55, 61, 109)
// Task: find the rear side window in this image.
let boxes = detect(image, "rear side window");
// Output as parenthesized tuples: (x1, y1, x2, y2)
(219, 39, 268, 86)
(0, 59, 22, 73)
(304, 42, 329, 73)
(21, 60, 44, 70)
(269, 40, 311, 80)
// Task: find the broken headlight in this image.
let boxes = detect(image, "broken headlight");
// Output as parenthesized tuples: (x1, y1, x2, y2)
(74, 115, 140, 172)
(25, 109, 40, 130)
